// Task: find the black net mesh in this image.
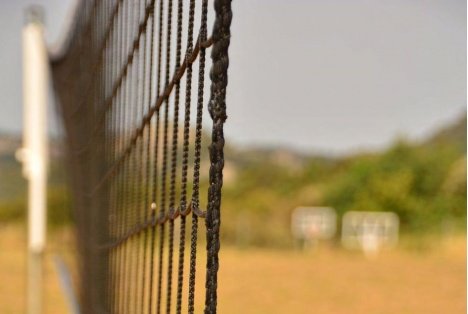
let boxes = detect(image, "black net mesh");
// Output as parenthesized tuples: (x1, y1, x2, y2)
(50, 0, 231, 313)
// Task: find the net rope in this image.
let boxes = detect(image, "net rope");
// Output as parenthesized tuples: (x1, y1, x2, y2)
(50, 0, 232, 313)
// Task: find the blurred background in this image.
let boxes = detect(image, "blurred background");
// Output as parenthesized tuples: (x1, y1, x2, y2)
(0, 0, 466, 313)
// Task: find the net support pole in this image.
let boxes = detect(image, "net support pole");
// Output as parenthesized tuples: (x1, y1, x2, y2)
(21, 6, 48, 314)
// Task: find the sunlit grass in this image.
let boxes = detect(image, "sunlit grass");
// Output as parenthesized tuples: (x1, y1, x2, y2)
(0, 224, 465, 314)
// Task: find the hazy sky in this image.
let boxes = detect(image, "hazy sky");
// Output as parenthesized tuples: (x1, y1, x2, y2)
(1, 0, 466, 154)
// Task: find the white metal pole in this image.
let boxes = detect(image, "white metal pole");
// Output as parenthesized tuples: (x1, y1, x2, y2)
(22, 6, 48, 314)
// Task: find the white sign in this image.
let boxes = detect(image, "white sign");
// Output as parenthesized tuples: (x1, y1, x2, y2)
(291, 207, 337, 241)
(342, 211, 399, 256)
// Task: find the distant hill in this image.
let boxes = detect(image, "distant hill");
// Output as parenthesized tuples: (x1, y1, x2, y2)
(0, 113, 466, 244)
(423, 114, 466, 153)
(0, 135, 24, 201)
(220, 113, 466, 246)
(0, 134, 21, 156)
(0, 134, 64, 201)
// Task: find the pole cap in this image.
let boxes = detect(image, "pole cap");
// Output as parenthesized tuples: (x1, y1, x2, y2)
(25, 5, 45, 25)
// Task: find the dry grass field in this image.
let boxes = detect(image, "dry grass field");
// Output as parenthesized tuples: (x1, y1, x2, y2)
(0, 224, 465, 314)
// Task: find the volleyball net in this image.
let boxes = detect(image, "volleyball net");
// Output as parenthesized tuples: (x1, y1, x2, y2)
(49, 0, 231, 312)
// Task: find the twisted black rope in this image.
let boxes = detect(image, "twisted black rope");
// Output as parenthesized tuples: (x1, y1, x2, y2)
(205, 0, 232, 313)
(176, 0, 196, 312)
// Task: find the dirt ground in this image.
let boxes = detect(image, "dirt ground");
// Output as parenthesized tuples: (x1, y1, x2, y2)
(0, 224, 465, 314)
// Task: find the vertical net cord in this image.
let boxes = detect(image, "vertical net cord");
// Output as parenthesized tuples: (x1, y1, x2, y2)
(175, 0, 195, 313)
(90, 3, 103, 310)
(89, 3, 95, 308)
(165, 0, 183, 312)
(188, 1, 208, 313)
(78, 7, 88, 311)
(128, 2, 144, 311)
(132, 1, 147, 312)
(118, 1, 130, 310)
(126, 3, 141, 312)
(117, 1, 132, 312)
(140, 1, 155, 313)
(90, 2, 103, 312)
(75, 7, 83, 310)
(148, 0, 164, 312)
(98, 1, 111, 310)
(128, 3, 142, 310)
(110, 3, 121, 312)
(113, 2, 123, 310)
(109, 1, 124, 311)
(205, 0, 232, 313)
(102, 1, 112, 309)
(157, 0, 173, 312)
(101, 0, 111, 307)
(107, 1, 116, 309)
